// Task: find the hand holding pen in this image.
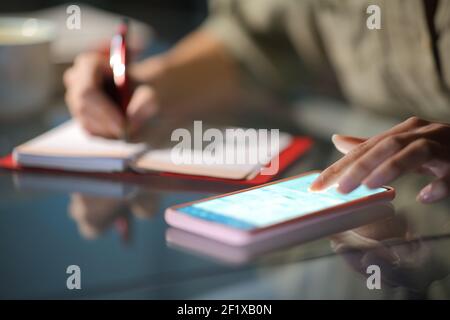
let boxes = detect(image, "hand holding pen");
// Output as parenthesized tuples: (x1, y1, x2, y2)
(64, 19, 160, 139)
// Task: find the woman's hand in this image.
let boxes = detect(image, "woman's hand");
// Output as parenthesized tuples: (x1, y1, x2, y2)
(64, 52, 161, 138)
(310, 117, 450, 203)
(64, 31, 241, 139)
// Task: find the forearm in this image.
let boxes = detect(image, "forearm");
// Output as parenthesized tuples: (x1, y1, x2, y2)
(131, 30, 242, 116)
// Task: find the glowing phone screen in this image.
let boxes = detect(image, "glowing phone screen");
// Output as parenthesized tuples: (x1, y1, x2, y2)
(179, 173, 387, 230)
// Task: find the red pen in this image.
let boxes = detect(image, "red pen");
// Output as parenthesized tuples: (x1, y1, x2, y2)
(110, 19, 132, 235)
(109, 18, 131, 116)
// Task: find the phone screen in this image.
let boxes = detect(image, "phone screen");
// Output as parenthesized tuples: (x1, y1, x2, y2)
(178, 173, 388, 230)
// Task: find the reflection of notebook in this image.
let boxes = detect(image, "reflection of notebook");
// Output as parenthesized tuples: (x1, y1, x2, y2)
(13, 120, 293, 180)
(13, 172, 138, 199)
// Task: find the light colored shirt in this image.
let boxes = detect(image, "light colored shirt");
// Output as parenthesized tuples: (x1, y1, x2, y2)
(202, 0, 450, 122)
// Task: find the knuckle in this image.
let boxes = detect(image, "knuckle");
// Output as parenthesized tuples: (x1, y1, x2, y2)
(415, 138, 429, 148)
(78, 86, 96, 100)
(427, 123, 443, 131)
(406, 116, 428, 127)
(63, 68, 73, 85)
(77, 103, 90, 114)
(347, 144, 365, 157)
(70, 99, 89, 116)
(407, 116, 420, 123)
(386, 158, 402, 172)
(384, 136, 404, 150)
(74, 52, 97, 65)
(323, 164, 340, 177)
(414, 138, 433, 156)
(74, 52, 89, 65)
(353, 160, 371, 174)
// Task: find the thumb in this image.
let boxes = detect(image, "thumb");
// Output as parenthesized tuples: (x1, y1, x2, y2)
(417, 175, 450, 204)
(332, 134, 367, 154)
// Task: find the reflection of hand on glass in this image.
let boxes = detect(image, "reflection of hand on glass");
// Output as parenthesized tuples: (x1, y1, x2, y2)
(129, 192, 158, 220)
(330, 214, 448, 293)
(69, 193, 125, 239)
(68, 191, 159, 240)
(331, 215, 412, 264)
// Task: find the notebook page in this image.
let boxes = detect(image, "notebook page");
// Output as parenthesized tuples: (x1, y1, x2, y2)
(134, 132, 292, 180)
(15, 120, 147, 159)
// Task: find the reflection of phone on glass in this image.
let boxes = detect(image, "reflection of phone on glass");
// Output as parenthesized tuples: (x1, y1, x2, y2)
(166, 203, 394, 265)
(165, 171, 395, 246)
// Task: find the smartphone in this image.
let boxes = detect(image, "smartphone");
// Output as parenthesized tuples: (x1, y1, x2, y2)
(166, 202, 395, 265)
(165, 171, 395, 246)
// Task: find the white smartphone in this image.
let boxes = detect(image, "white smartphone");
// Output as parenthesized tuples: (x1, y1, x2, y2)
(165, 171, 395, 246)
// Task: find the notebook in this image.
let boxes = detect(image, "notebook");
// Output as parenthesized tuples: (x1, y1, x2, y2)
(13, 120, 293, 180)
(13, 121, 147, 172)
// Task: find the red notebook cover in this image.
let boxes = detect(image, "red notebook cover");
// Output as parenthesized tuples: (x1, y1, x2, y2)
(0, 137, 312, 186)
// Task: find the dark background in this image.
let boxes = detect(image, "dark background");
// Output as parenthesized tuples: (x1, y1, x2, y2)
(0, 0, 208, 42)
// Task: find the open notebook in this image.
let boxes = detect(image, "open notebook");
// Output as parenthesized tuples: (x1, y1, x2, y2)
(13, 120, 292, 180)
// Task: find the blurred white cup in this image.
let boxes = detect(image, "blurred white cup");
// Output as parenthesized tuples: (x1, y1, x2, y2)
(0, 17, 56, 121)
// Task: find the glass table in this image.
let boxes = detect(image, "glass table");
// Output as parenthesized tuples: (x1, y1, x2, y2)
(1, 102, 450, 300)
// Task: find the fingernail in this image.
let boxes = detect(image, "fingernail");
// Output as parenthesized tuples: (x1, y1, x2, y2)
(418, 185, 432, 203)
(331, 134, 338, 143)
(309, 182, 320, 191)
(310, 176, 324, 191)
